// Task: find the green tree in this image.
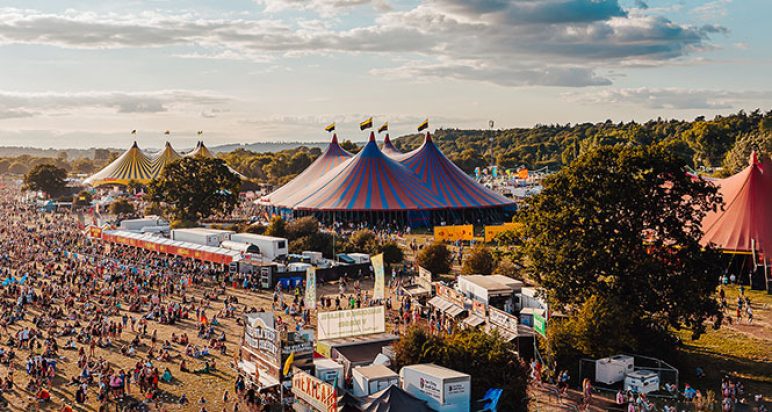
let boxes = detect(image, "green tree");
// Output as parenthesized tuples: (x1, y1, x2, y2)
(719, 131, 771, 176)
(393, 326, 528, 412)
(339, 139, 360, 154)
(416, 242, 452, 276)
(147, 157, 241, 222)
(346, 229, 379, 254)
(144, 202, 164, 216)
(521, 144, 723, 357)
(380, 241, 405, 267)
(265, 215, 287, 238)
(109, 198, 136, 215)
(22, 164, 67, 197)
(461, 245, 494, 275)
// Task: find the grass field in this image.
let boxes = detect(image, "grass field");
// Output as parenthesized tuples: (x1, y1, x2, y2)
(673, 287, 772, 400)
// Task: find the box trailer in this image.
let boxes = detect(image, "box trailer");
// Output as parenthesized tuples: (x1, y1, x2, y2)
(119, 217, 168, 231)
(352, 365, 399, 397)
(595, 355, 634, 385)
(170, 228, 221, 247)
(400, 364, 471, 412)
(200, 228, 234, 243)
(230, 233, 288, 261)
(314, 358, 344, 389)
(624, 370, 660, 394)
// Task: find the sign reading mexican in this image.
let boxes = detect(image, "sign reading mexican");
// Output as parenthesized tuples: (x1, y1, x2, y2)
(317, 306, 385, 340)
(291, 370, 337, 412)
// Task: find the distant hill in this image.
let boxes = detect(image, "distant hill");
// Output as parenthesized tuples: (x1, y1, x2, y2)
(208, 142, 330, 153)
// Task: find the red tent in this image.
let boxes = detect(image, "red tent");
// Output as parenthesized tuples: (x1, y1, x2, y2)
(701, 151, 772, 256)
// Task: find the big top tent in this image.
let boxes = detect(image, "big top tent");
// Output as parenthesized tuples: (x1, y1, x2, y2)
(700, 151, 772, 256)
(291, 132, 444, 212)
(398, 132, 515, 209)
(83, 142, 155, 187)
(264, 133, 352, 208)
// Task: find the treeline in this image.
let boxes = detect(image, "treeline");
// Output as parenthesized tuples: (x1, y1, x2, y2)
(1, 110, 769, 181)
(395, 109, 772, 176)
(0, 153, 109, 176)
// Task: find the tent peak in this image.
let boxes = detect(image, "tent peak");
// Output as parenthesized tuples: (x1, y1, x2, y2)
(131, 141, 138, 148)
(368, 131, 375, 142)
(384, 133, 391, 144)
(331, 133, 338, 144)
(425, 131, 432, 143)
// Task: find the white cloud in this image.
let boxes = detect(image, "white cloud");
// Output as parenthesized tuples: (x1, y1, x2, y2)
(564, 87, 772, 109)
(0, 90, 232, 117)
(0, 3, 726, 88)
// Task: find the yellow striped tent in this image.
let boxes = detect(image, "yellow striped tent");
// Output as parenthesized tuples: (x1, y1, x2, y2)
(83, 142, 155, 187)
(184, 141, 214, 158)
(149, 141, 182, 176)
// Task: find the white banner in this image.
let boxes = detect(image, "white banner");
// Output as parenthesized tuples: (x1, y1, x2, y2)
(372, 253, 385, 300)
(305, 266, 317, 309)
(317, 306, 386, 340)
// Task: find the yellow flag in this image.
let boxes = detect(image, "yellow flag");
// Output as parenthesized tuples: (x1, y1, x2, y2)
(325, 122, 335, 132)
(359, 117, 373, 131)
(417, 118, 429, 132)
(283, 351, 295, 375)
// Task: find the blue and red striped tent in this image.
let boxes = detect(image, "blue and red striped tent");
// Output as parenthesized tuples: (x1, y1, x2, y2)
(265, 133, 352, 208)
(399, 132, 514, 209)
(381, 133, 402, 158)
(292, 132, 445, 211)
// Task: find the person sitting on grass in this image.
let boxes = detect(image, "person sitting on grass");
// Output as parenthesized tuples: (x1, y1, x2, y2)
(161, 368, 173, 383)
(194, 361, 211, 374)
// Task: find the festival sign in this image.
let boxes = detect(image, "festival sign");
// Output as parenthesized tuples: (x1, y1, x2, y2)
(533, 312, 547, 337)
(488, 307, 518, 333)
(291, 369, 337, 412)
(317, 306, 385, 340)
(372, 253, 385, 300)
(484, 222, 522, 243)
(433, 224, 474, 242)
(305, 266, 317, 310)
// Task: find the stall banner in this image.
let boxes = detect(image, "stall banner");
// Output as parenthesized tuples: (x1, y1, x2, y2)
(533, 312, 547, 337)
(372, 253, 385, 300)
(305, 267, 317, 309)
(292, 369, 337, 412)
(435, 284, 466, 308)
(433, 224, 474, 242)
(317, 306, 385, 340)
(484, 222, 522, 242)
(417, 266, 433, 291)
(488, 307, 518, 333)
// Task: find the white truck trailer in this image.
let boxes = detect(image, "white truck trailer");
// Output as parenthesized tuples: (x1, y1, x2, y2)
(229, 233, 288, 261)
(170, 228, 222, 247)
(400, 364, 471, 412)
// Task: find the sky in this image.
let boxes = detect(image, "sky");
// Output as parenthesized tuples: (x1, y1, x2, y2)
(0, 0, 769, 149)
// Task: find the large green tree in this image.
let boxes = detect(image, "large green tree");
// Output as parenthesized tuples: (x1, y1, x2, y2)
(147, 157, 241, 222)
(23, 164, 68, 197)
(521, 144, 723, 351)
(461, 245, 495, 275)
(393, 326, 528, 411)
(416, 242, 452, 276)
